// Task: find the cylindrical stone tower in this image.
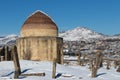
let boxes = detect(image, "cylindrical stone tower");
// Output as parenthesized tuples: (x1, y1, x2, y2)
(17, 10, 63, 63)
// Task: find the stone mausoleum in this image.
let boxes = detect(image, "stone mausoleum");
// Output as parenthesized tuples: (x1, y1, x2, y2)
(17, 10, 63, 63)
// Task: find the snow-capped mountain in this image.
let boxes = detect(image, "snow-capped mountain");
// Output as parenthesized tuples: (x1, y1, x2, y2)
(0, 34, 18, 47)
(59, 27, 107, 41)
(0, 27, 120, 47)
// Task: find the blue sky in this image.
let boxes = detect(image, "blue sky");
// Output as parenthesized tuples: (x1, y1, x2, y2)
(0, 0, 120, 35)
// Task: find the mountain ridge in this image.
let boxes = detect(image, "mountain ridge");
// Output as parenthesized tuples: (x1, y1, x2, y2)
(59, 27, 108, 41)
(0, 27, 120, 46)
(0, 34, 18, 47)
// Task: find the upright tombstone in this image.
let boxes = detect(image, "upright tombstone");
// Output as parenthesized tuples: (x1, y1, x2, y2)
(106, 60, 110, 70)
(0, 47, 4, 61)
(11, 45, 21, 78)
(0, 56, 4, 61)
(91, 50, 102, 78)
(114, 61, 117, 69)
(117, 66, 120, 72)
(96, 50, 102, 69)
(1, 47, 5, 57)
(4, 45, 11, 61)
(0, 48, 2, 61)
(52, 58, 57, 78)
(89, 58, 93, 71)
(78, 50, 81, 65)
(81, 54, 85, 66)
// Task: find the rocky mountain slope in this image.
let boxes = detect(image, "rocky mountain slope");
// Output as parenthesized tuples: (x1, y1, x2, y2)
(59, 27, 120, 41)
(0, 34, 18, 47)
(0, 27, 120, 46)
(59, 27, 107, 41)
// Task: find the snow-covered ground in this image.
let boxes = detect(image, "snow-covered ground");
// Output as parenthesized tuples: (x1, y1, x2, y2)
(0, 60, 119, 80)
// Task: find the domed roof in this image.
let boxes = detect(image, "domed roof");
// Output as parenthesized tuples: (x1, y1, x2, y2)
(21, 10, 58, 37)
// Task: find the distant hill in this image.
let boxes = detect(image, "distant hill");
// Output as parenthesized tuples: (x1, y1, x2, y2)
(0, 27, 120, 47)
(59, 27, 107, 41)
(0, 34, 18, 47)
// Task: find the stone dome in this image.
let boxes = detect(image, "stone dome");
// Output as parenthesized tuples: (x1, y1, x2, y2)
(21, 10, 58, 37)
